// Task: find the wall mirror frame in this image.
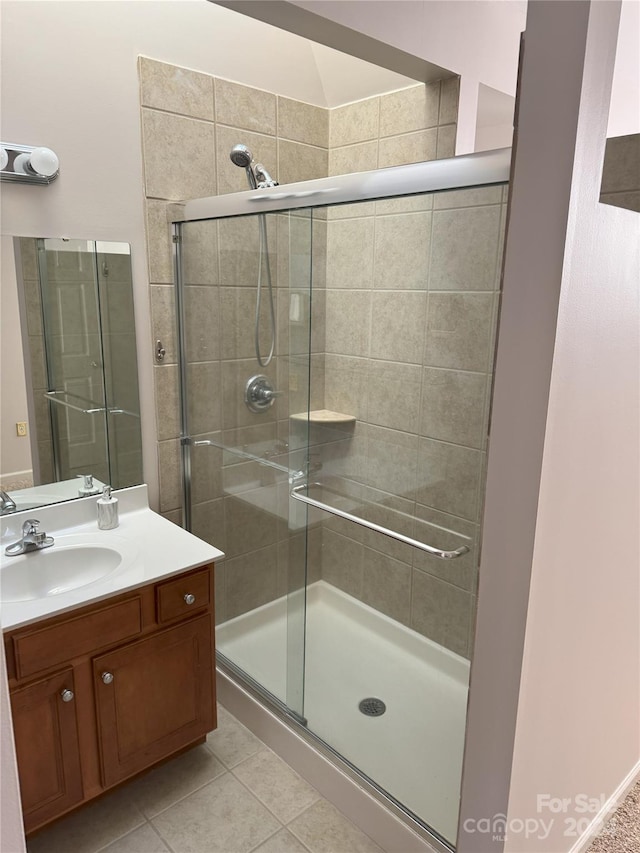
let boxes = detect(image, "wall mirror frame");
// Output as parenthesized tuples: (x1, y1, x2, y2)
(0, 235, 143, 514)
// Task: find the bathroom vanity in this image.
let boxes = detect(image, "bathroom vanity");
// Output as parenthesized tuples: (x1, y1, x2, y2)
(0, 486, 223, 835)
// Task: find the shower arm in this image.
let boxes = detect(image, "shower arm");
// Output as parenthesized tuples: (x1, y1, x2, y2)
(290, 482, 471, 560)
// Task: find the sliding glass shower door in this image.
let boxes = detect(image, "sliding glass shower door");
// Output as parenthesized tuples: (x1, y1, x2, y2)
(177, 210, 314, 721)
(176, 164, 508, 848)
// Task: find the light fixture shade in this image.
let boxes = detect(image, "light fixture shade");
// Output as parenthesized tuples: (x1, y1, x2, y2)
(13, 153, 31, 174)
(30, 147, 59, 177)
(0, 148, 8, 170)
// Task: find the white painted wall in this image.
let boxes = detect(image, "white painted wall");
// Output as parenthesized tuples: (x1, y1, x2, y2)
(0, 236, 32, 480)
(504, 2, 640, 850)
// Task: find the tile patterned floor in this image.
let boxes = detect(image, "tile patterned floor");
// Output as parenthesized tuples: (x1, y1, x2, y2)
(26, 705, 384, 853)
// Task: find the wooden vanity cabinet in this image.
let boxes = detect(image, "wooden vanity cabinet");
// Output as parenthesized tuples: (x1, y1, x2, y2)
(4, 563, 216, 835)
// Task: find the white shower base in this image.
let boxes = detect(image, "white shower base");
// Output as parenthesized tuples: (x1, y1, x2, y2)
(217, 580, 470, 844)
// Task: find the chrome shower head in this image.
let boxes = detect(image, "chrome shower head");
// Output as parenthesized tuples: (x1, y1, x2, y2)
(229, 144, 252, 169)
(230, 144, 257, 190)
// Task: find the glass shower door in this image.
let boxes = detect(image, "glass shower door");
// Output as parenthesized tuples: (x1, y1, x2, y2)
(177, 209, 314, 721)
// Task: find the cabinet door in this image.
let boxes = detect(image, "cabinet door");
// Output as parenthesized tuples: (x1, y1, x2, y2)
(10, 668, 83, 833)
(94, 613, 215, 787)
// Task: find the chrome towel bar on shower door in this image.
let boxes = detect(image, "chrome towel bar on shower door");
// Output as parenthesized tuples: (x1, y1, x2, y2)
(290, 483, 471, 560)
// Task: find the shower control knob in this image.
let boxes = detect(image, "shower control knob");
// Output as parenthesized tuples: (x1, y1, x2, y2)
(60, 689, 74, 703)
(245, 374, 282, 413)
(184, 593, 196, 605)
(101, 672, 114, 685)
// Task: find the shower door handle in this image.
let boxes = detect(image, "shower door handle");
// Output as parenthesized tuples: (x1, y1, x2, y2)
(290, 483, 470, 560)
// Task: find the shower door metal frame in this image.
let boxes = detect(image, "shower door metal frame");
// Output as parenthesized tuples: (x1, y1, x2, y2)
(172, 147, 512, 853)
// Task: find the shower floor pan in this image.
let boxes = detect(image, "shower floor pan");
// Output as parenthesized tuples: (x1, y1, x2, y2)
(217, 580, 469, 844)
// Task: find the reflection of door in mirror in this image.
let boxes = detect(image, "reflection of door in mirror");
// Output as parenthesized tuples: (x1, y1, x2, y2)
(0, 237, 143, 499)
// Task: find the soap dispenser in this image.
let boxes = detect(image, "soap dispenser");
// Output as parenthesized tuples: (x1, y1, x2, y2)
(78, 474, 100, 496)
(97, 485, 119, 530)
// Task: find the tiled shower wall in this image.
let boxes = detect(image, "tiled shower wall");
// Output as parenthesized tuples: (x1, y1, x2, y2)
(139, 58, 483, 651)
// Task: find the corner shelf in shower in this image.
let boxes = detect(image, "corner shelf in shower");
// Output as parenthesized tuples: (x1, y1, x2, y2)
(289, 410, 356, 426)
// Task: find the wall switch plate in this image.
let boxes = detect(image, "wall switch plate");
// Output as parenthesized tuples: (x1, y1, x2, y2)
(16, 421, 27, 437)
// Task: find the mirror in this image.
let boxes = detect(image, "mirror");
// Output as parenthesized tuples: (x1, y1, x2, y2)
(0, 236, 143, 514)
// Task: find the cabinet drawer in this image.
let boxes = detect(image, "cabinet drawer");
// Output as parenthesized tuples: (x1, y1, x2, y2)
(12, 597, 143, 681)
(156, 567, 210, 624)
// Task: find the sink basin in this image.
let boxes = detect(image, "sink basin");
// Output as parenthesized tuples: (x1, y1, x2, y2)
(0, 533, 139, 602)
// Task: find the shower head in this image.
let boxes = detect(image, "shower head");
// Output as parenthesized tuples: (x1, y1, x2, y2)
(230, 144, 258, 190)
(230, 144, 252, 169)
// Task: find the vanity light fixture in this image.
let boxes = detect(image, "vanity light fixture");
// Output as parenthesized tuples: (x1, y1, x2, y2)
(0, 142, 59, 184)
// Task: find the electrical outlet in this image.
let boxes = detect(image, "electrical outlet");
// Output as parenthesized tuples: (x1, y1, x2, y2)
(16, 421, 27, 437)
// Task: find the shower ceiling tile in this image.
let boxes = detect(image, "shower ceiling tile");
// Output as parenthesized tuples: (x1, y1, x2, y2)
(215, 78, 276, 136)
(379, 83, 440, 137)
(278, 96, 329, 148)
(139, 57, 214, 121)
(141, 109, 215, 201)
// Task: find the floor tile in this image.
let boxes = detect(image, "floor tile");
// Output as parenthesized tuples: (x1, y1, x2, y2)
(126, 744, 226, 818)
(97, 822, 170, 852)
(206, 704, 264, 768)
(26, 786, 145, 853)
(233, 749, 321, 823)
(289, 799, 384, 853)
(252, 827, 311, 853)
(150, 772, 281, 853)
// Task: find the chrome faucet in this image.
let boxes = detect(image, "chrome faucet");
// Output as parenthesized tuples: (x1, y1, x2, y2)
(4, 519, 54, 556)
(0, 489, 17, 515)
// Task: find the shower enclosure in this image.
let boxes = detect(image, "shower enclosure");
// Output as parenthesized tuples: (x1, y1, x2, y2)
(173, 149, 510, 849)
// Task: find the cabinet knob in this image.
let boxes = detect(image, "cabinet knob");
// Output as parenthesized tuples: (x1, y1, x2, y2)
(60, 689, 74, 702)
(101, 671, 114, 685)
(184, 593, 196, 605)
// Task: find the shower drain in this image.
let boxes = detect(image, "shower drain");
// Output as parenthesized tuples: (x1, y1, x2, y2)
(359, 698, 386, 717)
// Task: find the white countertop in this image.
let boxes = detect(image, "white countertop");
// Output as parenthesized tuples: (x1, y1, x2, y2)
(0, 485, 224, 631)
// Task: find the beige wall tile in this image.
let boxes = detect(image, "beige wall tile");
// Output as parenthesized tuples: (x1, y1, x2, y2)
(413, 504, 477, 592)
(142, 109, 215, 200)
(218, 213, 275, 286)
(362, 547, 412, 626)
(154, 364, 180, 440)
(328, 141, 378, 177)
(278, 96, 328, 148)
(324, 354, 369, 423)
(191, 439, 223, 504)
(329, 97, 380, 147)
(187, 361, 222, 435)
(420, 367, 489, 448)
(373, 211, 431, 289)
(429, 205, 502, 291)
(184, 285, 220, 362)
(145, 199, 173, 283)
(326, 218, 375, 289)
(278, 139, 328, 185)
(433, 185, 503, 209)
(601, 133, 640, 193)
(225, 544, 278, 619)
(325, 290, 371, 357)
(436, 124, 457, 160)
(215, 78, 276, 136)
(366, 361, 422, 433)
(321, 527, 363, 599)
(216, 125, 277, 195)
(220, 286, 273, 360)
(222, 359, 278, 430)
(600, 191, 640, 213)
(365, 425, 419, 499)
(359, 487, 416, 564)
(415, 438, 482, 521)
(370, 291, 427, 363)
(379, 83, 440, 137)
(375, 194, 433, 215)
(182, 218, 219, 285)
(150, 285, 177, 364)
(139, 57, 214, 120)
(158, 438, 181, 512)
(378, 128, 438, 168)
(411, 570, 472, 657)
(425, 292, 495, 372)
(439, 77, 460, 125)
(191, 498, 225, 554)
(224, 495, 279, 558)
